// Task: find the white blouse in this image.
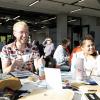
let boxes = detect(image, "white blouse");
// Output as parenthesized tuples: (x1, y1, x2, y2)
(71, 51, 100, 77)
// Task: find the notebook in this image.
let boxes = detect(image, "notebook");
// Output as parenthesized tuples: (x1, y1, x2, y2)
(44, 68, 62, 89)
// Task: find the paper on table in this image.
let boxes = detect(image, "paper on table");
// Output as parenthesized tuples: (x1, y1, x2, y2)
(44, 68, 62, 89)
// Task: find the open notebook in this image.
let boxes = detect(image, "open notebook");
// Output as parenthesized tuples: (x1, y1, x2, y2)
(44, 68, 62, 89)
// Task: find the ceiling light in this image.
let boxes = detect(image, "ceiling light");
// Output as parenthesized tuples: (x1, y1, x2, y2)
(13, 16, 20, 20)
(67, 19, 77, 22)
(71, 0, 85, 5)
(78, 0, 85, 3)
(6, 17, 11, 22)
(70, 8, 82, 13)
(33, 30, 37, 31)
(41, 26, 46, 28)
(41, 17, 56, 23)
(41, 19, 48, 23)
(34, 17, 56, 24)
(29, 0, 40, 7)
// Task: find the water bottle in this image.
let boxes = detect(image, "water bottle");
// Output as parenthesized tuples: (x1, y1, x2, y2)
(75, 58, 84, 81)
(39, 64, 45, 80)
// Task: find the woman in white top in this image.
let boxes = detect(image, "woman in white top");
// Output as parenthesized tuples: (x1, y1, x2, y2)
(71, 35, 100, 80)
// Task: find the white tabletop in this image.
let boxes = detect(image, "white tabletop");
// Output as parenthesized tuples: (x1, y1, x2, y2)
(18, 71, 100, 100)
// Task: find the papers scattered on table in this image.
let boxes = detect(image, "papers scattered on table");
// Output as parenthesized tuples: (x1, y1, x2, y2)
(10, 70, 33, 78)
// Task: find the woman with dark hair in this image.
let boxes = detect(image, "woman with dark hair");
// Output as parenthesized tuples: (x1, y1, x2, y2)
(71, 35, 100, 80)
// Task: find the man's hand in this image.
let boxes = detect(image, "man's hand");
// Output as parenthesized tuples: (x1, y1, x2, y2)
(34, 56, 45, 70)
(12, 58, 24, 70)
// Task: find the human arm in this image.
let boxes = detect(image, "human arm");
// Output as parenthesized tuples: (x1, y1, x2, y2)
(1, 46, 24, 73)
(1, 58, 24, 73)
(42, 39, 47, 46)
(1, 59, 15, 73)
(44, 43, 55, 57)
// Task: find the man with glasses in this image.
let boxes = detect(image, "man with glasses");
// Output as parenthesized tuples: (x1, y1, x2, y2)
(1, 21, 44, 73)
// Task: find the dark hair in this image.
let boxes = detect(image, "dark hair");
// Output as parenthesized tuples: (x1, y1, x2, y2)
(61, 38, 70, 45)
(81, 34, 94, 46)
(81, 34, 97, 56)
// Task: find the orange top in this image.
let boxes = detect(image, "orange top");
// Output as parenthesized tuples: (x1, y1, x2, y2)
(70, 46, 82, 64)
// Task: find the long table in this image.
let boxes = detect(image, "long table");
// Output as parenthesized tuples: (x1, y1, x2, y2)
(18, 71, 100, 100)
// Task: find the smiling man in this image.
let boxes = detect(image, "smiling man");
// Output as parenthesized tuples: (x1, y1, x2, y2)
(1, 21, 44, 73)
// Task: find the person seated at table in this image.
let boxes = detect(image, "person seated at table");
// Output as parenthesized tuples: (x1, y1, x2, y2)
(69, 42, 82, 64)
(71, 35, 100, 79)
(53, 38, 71, 71)
(1, 21, 45, 73)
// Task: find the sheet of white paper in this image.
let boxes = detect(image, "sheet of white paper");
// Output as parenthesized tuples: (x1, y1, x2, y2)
(44, 68, 62, 89)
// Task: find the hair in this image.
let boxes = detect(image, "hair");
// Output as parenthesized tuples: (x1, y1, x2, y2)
(81, 34, 97, 56)
(46, 37, 52, 41)
(81, 34, 94, 46)
(13, 21, 29, 31)
(61, 38, 70, 45)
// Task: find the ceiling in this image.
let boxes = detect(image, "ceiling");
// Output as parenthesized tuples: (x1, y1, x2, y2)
(0, 0, 100, 16)
(0, 0, 100, 30)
